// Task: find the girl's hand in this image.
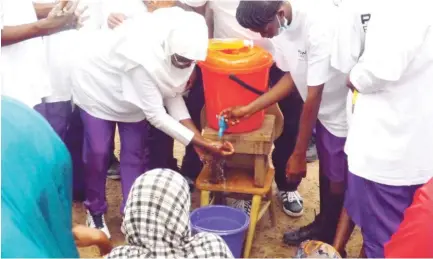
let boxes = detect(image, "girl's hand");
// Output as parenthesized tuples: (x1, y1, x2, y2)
(72, 225, 113, 256)
(207, 140, 235, 157)
(219, 105, 250, 127)
(195, 140, 235, 159)
(107, 13, 126, 29)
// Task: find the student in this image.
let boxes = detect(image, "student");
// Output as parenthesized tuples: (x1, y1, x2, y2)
(107, 169, 234, 259)
(1, 0, 79, 112)
(330, 0, 374, 255)
(178, 0, 306, 217)
(103, 0, 180, 181)
(223, 0, 349, 244)
(70, 7, 234, 238)
(344, 0, 433, 257)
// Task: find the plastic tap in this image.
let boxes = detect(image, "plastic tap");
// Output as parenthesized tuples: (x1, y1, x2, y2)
(218, 116, 227, 139)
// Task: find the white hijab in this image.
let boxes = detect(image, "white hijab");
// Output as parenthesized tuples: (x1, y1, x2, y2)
(113, 7, 209, 97)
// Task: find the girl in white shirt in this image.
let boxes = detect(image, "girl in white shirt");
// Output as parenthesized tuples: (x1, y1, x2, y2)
(71, 7, 234, 238)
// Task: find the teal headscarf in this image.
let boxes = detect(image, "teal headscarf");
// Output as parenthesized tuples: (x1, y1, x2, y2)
(1, 96, 79, 258)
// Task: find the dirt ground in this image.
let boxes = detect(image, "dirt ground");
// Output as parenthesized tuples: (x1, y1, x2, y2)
(74, 139, 362, 258)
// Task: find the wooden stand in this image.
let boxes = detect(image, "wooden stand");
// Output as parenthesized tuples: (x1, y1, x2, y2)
(202, 115, 276, 187)
(196, 167, 276, 258)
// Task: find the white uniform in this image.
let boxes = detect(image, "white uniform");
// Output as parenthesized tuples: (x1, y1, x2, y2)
(33, 0, 105, 104)
(331, 0, 374, 127)
(271, 0, 348, 137)
(180, 0, 260, 39)
(71, 8, 208, 146)
(0, 0, 51, 108)
(346, 0, 433, 186)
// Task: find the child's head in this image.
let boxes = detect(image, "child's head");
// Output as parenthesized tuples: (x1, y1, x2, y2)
(122, 169, 192, 248)
(236, 0, 288, 38)
(108, 169, 234, 259)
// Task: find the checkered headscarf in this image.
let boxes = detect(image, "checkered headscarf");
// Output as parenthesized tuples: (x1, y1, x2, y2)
(107, 169, 234, 259)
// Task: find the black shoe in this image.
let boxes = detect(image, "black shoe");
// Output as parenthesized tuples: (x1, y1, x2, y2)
(283, 215, 323, 245)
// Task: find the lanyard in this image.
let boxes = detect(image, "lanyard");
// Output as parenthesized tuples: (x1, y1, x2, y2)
(352, 90, 359, 113)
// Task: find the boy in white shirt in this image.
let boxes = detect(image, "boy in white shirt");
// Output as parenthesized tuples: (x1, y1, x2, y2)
(223, 0, 349, 245)
(330, 0, 374, 255)
(344, 0, 433, 257)
(179, 0, 307, 218)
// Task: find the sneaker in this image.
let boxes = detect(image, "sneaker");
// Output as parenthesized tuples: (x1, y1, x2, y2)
(228, 198, 252, 215)
(283, 214, 323, 246)
(86, 210, 111, 239)
(306, 137, 318, 163)
(280, 191, 304, 217)
(107, 161, 120, 180)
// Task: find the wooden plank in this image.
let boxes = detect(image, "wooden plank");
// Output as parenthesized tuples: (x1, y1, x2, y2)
(202, 115, 276, 155)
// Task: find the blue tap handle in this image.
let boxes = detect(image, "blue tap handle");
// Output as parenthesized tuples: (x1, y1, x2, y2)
(218, 116, 227, 139)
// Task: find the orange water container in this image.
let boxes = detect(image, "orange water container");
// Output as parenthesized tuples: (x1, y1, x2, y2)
(198, 39, 274, 133)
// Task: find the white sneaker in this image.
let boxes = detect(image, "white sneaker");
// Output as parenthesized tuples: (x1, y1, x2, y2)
(86, 210, 111, 239)
(227, 198, 252, 216)
(279, 191, 304, 217)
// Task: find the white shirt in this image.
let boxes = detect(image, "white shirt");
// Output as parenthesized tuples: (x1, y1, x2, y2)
(0, 0, 51, 108)
(101, 0, 147, 29)
(331, 0, 374, 127)
(35, 0, 105, 103)
(71, 24, 194, 146)
(179, 0, 260, 40)
(346, 0, 433, 186)
(272, 0, 348, 137)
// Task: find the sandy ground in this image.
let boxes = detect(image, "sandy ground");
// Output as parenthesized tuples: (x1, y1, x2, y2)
(74, 139, 362, 258)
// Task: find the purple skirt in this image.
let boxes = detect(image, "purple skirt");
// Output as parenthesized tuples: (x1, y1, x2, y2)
(344, 172, 421, 258)
(315, 121, 348, 183)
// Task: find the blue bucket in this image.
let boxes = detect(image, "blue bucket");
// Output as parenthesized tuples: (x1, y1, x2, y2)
(190, 205, 250, 258)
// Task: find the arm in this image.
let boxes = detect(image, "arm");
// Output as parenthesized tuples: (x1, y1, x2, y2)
(33, 2, 55, 19)
(126, 66, 195, 146)
(127, 66, 229, 154)
(349, 9, 429, 94)
(292, 19, 332, 156)
(2, 20, 54, 46)
(244, 72, 295, 116)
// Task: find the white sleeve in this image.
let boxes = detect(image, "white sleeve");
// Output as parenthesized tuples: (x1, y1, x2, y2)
(126, 66, 194, 146)
(331, 3, 365, 74)
(179, 0, 207, 8)
(306, 18, 334, 86)
(349, 8, 429, 93)
(164, 95, 191, 122)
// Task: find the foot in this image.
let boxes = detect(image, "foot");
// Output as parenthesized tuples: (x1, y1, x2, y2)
(283, 216, 323, 246)
(107, 161, 120, 180)
(279, 191, 304, 217)
(228, 199, 252, 216)
(86, 210, 111, 239)
(306, 137, 317, 163)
